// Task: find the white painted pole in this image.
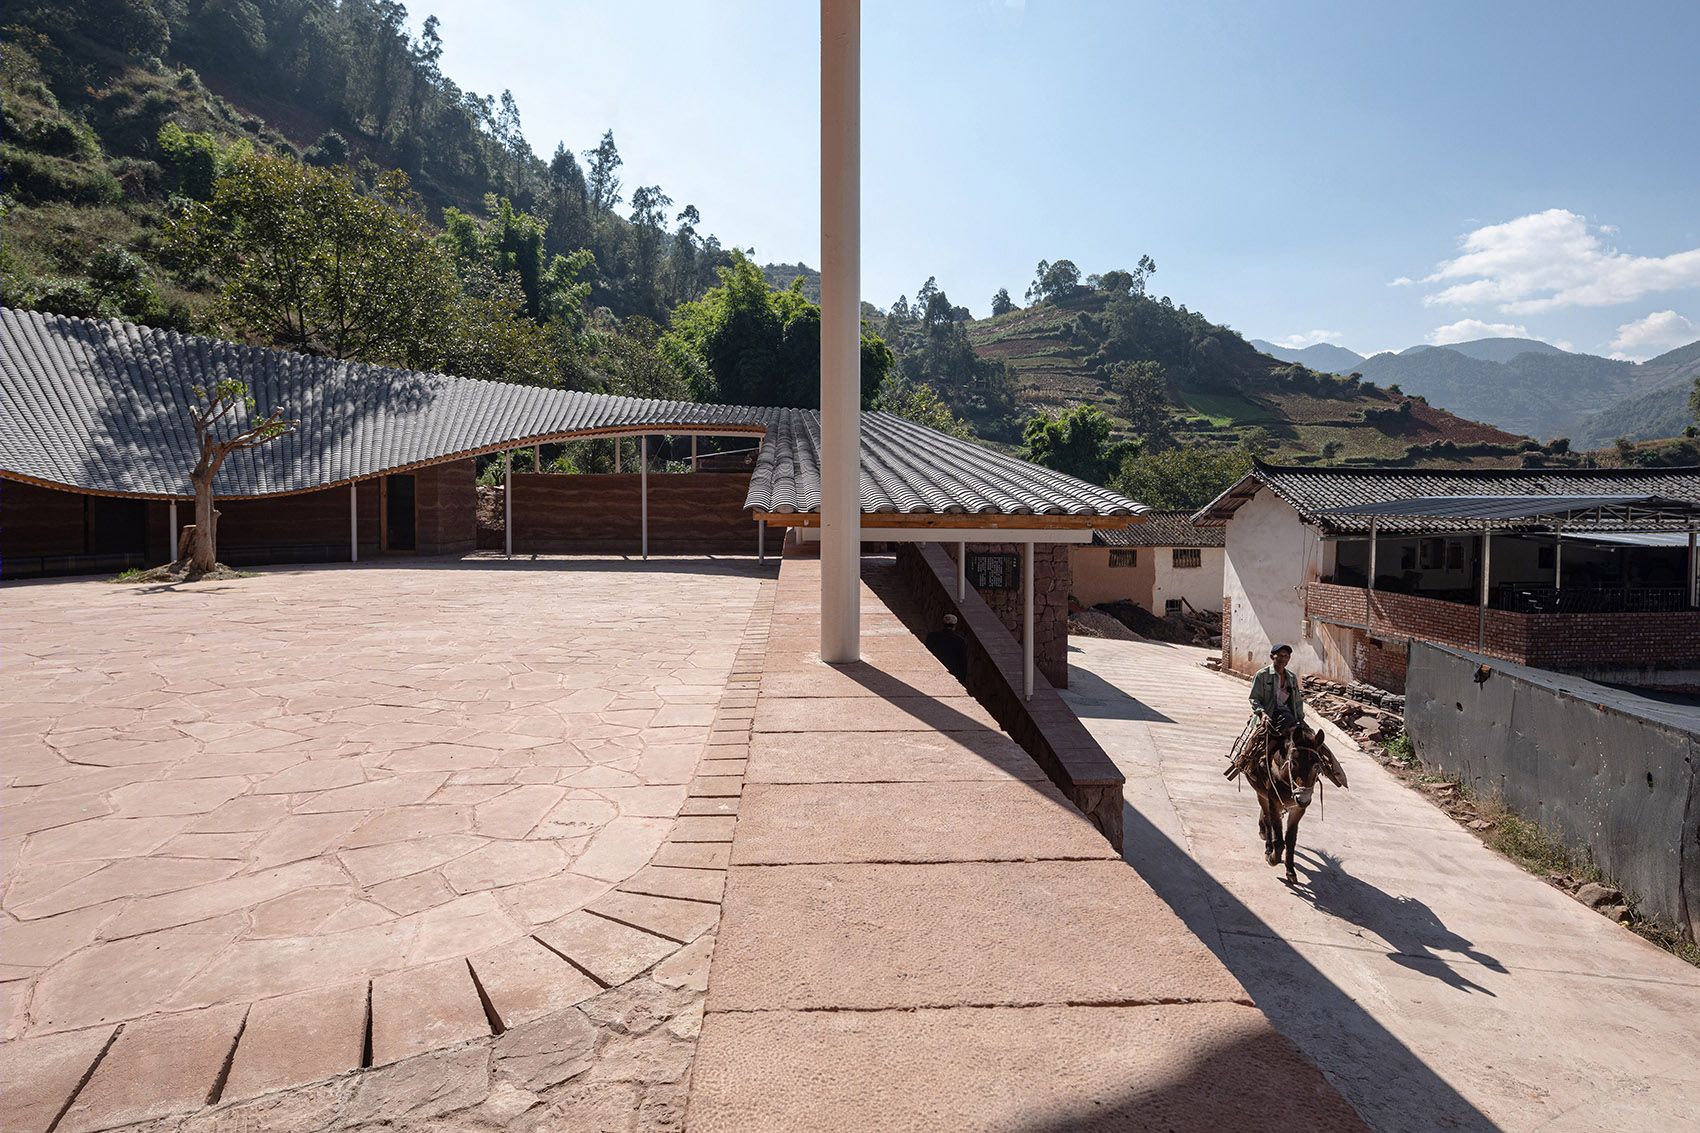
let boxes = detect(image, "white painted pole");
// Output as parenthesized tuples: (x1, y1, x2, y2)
(533, 444, 541, 472)
(350, 483, 359, 562)
(1366, 518, 1377, 632)
(504, 451, 512, 559)
(641, 435, 649, 561)
(1554, 532, 1563, 595)
(1023, 541, 1035, 700)
(168, 499, 178, 557)
(1477, 524, 1490, 652)
(957, 541, 967, 601)
(820, 0, 861, 663)
(1689, 530, 1697, 609)
(614, 437, 622, 473)
(692, 435, 699, 472)
(758, 519, 766, 564)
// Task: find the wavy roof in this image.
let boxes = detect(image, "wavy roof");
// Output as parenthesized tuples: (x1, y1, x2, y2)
(2, 309, 1144, 521)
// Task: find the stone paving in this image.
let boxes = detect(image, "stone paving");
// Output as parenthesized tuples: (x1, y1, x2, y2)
(1064, 636, 1700, 1133)
(1, 559, 770, 1133)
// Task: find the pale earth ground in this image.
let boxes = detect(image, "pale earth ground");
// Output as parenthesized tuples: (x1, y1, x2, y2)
(2, 558, 770, 1133)
(1063, 636, 1700, 1133)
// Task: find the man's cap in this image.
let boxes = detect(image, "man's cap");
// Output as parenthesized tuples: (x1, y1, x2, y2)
(943, 614, 958, 625)
(1270, 643, 1293, 656)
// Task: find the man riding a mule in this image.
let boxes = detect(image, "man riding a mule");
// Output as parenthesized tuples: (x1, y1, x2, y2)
(1226, 643, 1347, 882)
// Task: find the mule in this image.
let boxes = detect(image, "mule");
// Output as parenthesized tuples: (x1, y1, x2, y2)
(1245, 724, 1347, 884)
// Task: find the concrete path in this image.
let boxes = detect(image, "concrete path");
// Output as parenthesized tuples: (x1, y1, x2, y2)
(1063, 636, 1700, 1133)
(2, 559, 768, 1133)
(685, 554, 1367, 1131)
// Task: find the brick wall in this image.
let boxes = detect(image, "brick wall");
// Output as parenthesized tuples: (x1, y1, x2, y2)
(1221, 596, 1232, 665)
(509, 472, 758, 555)
(937, 541, 1072, 688)
(414, 459, 475, 554)
(1308, 581, 1700, 677)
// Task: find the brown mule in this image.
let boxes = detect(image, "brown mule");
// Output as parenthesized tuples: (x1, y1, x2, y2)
(1245, 724, 1347, 884)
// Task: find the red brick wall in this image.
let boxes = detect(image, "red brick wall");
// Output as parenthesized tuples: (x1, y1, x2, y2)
(509, 472, 758, 554)
(938, 541, 1072, 688)
(1308, 581, 1700, 675)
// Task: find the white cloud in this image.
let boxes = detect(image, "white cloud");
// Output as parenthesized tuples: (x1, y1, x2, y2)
(1276, 330, 1343, 349)
(1387, 276, 1414, 287)
(1427, 319, 1530, 345)
(1606, 310, 1699, 360)
(1421, 209, 1700, 314)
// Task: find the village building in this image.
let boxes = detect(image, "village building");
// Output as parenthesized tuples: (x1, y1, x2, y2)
(1, 307, 1146, 692)
(1069, 510, 1225, 617)
(1193, 461, 1700, 691)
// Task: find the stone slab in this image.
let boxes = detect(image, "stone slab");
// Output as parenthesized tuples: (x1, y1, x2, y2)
(708, 861, 1247, 1012)
(732, 782, 1115, 865)
(58, 1002, 247, 1133)
(619, 864, 727, 904)
(687, 1003, 1370, 1132)
(467, 936, 600, 1029)
(759, 665, 969, 700)
(747, 729, 1043, 784)
(369, 958, 490, 1066)
(652, 842, 731, 870)
(220, 982, 367, 1102)
(0, 1025, 115, 1133)
(755, 695, 998, 733)
(670, 815, 738, 843)
(588, 890, 721, 944)
(533, 910, 679, 987)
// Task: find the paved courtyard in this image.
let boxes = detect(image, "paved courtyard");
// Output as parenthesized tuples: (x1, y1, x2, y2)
(2, 559, 769, 1131)
(1064, 637, 1700, 1133)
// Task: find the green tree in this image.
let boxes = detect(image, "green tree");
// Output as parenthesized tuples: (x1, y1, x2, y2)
(1111, 446, 1252, 511)
(1112, 360, 1174, 449)
(1689, 376, 1700, 426)
(664, 253, 893, 408)
(584, 129, 623, 213)
(185, 380, 295, 573)
(990, 287, 1016, 317)
(1239, 426, 1273, 456)
(873, 376, 973, 439)
(1020, 405, 1138, 486)
(1025, 258, 1081, 305)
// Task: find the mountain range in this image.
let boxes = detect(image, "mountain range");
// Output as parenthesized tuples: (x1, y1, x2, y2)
(1248, 337, 1699, 443)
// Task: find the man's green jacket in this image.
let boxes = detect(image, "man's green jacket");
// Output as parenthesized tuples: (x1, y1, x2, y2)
(1249, 664, 1305, 724)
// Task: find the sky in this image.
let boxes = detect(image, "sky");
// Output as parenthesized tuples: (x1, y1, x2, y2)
(421, 0, 1700, 362)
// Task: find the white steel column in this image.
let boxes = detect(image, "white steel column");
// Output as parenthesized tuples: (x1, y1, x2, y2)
(614, 438, 622, 473)
(692, 436, 699, 472)
(1022, 542, 1035, 700)
(504, 451, 513, 559)
(533, 444, 541, 472)
(758, 519, 766, 564)
(957, 541, 967, 601)
(1477, 524, 1491, 652)
(641, 435, 649, 561)
(1554, 532, 1564, 594)
(1365, 518, 1378, 632)
(349, 483, 359, 562)
(1689, 530, 1697, 608)
(169, 499, 179, 557)
(819, 0, 861, 663)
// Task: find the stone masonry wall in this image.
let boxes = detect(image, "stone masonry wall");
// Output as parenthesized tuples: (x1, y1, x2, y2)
(938, 541, 1071, 689)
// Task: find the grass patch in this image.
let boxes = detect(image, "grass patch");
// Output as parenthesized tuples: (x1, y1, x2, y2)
(1174, 387, 1273, 426)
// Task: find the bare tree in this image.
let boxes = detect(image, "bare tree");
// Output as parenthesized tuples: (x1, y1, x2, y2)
(185, 381, 296, 573)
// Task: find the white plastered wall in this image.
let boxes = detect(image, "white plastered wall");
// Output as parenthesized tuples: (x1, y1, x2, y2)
(1223, 490, 1335, 678)
(1151, 547, 1225, 615)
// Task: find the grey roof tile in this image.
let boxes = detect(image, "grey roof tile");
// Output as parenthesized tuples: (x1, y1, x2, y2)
(3, 309, 1146, 521)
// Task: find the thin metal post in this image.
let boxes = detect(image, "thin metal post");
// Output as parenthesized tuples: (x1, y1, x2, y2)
(692, 435, 699, 472)
(1022, 542, 1035, 700)
(504, 451, 512, 559)
(758, 519, 766, 564)
(1554, 532, 1563, 595)
(169, 499, 178, 558)
(958, 541, 967, 601)
(533, 444, 541, 472)
(820, 0, 861, 663)
(1477, 523, 1490, 652)
(615, 437, 621, 473)
(1689, 530, 1697, 609)
(641, 435, 649, 560)
(1365, 518, 1377, 632)
(350, 482, 359, 562)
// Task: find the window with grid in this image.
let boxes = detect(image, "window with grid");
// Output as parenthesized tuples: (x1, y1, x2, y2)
(1164, 599, 1183, 615)
(1172, 548, 1202, 569)
(1108, 549, 1138, 568)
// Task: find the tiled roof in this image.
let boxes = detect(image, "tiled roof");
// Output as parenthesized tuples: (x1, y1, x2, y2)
(1, 309, 1146, 521)
(1192, 460, 1700, 534)
(1092, 511, 1224, 546)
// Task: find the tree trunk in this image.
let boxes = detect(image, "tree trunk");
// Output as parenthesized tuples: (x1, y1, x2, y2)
(189, 468, 218, 572)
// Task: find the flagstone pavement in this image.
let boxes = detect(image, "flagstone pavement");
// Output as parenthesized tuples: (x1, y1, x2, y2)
(1, 558, 771, 1133)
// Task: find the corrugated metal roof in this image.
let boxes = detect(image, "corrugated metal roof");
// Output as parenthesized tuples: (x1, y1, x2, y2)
(1192, 461, 1700, 534)
(1092, 511, 1224, 547)
(1, 309, 1147, 520)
